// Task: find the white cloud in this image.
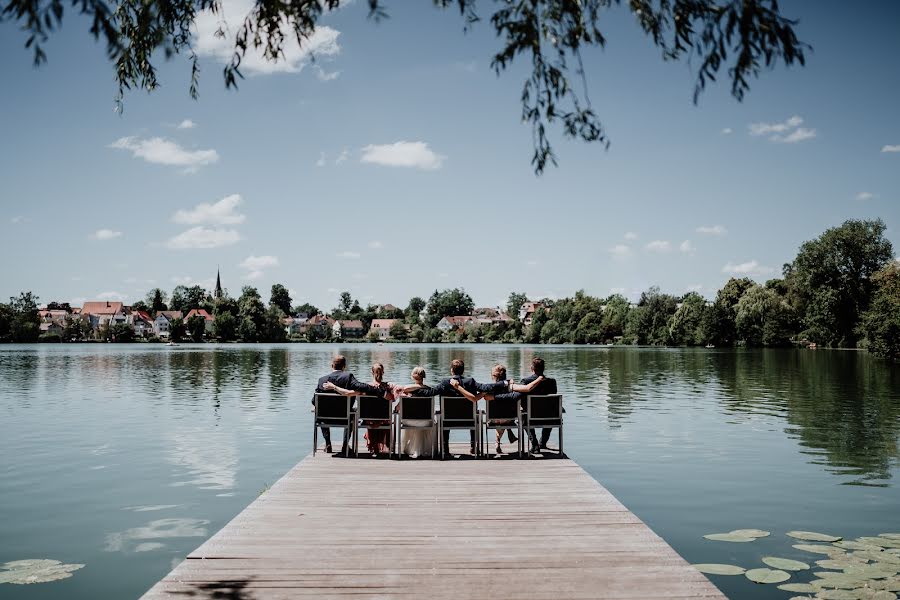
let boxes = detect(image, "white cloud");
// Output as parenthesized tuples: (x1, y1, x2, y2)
(721, 128, 733, 135)
(686, 284, 704, 292)
(609, 244, 631, 258)
(326, 287, 339, 293)
(749, 115, 803, 136)
(314, 66, 340, 81)
(239, 255, 279, 281)
(624, 231, 638, 241)
(336, 251, 361, 259)
(173, 194, 245, 226)
(109, 136, 219, 171)
(171, 275, 215, 289)
(645, 240, 672, 253)
(696, 224, 727, 236)
(610, 287, 626, 295)
(97, 291, 128, 301)
(335, 148, 350, 165)
(92, 228, 123, 240)
(454, 60, 477, 73)
(722, 260, 775, 277)
(360, 141, 445, 170)
(316, 152, 326, 167)
(881, 145, 900, 153)
(779, 128, 817, 143)
(856, 192, 876, 201)
(240, 255, 279, 270)
(176, 119, 196, 130)
(748, 115, 815, 144)
(679, 240, 695, 254)
(368, 240, 384, 249)
(11, 215, 28, 224)
(193, 0, 341, 76)
(166, 227, 241, 249)
(526, 260, 539, 267)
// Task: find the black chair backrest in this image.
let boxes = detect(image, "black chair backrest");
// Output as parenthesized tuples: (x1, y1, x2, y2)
(441, 396, 476, 423)
(527, 394, 562, 421)
(357, 395, 390, 420)
(315, 393, 352, 420)
(399, 396, 435, 421)
(486, 396, 520, 421)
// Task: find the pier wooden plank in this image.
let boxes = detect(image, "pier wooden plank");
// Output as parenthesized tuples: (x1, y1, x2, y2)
(141, 447, 725, 599)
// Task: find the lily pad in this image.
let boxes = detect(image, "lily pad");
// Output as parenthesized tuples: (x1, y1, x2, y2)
(860, 538, 900, 549)
(844, 565, 898, 579)
(881, 535, 900, 541)
(703, 532, 756, 543)
(795, 544, 848, 556)
(816, 590, 866, 600)
(745, 568, 791, 584)
(763, 556, 810, 571)
(837, 541, 885, 552)
(818, 559, 869, 570)
(779, 582, 820, 593)
(871, 580, 900, 592)
(788, 531, 843, 542)
(0, 559, 84, 585)
(870, 554, 900, 566)
(729, 529, 771, 538)
(871, 592, 898, 600)
(692, 563, 746, 575)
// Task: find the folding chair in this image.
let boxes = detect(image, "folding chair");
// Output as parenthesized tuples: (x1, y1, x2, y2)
(394, 395, 438, 459)
(524, 394, 564, 456)
(355, 394, 394, 458)
(313, 393, 357, 457)
(483, 396, 524, 458)
(439, 395, 481, 459)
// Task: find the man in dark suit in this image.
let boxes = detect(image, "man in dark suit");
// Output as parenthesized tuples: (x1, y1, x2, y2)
(312, 355, 383, 454)
(521, 357, 559, 453)
(429, 358, 509, 456)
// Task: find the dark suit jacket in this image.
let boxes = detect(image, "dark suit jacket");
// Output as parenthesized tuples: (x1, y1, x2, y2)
(520, 374, 557, 395)
(311, 370, 384, 404)
(430, 375, 508, 397)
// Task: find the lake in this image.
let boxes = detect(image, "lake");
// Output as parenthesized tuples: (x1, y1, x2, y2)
(1, 344, 898, 599)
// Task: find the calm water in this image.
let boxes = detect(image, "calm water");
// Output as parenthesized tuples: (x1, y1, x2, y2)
(1, 344, 899, 599)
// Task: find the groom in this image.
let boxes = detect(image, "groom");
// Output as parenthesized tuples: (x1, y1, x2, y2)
(312, 355, 383, 454)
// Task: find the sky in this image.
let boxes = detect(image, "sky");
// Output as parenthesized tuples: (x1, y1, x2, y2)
(1, 0, 899, 312)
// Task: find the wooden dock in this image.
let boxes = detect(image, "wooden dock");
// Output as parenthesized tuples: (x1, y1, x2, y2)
(142, 447, 725, 599)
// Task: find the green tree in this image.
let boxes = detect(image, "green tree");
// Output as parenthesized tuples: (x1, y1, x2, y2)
(735, 285, 793, 346)
(239, 317, 258, 342)
(270, 284, 292, 314)
(860, 262, 900, 360)
(293, 302, 319, 317)
(187, 314, 207, 342)
(261, 306, 287, 342)
(714, 277, 755, 345)
(237, 286, 266, 339)
(506, 292, 528, 318)
(146, 288, 168, 314)
(169, 317, 186, 342)
(425, 288, 474, 327)
(389, 320, 408, 341)
(600, 294, 630, 342)
(8, 291, 40, 342)
(669, 292, 707, 346)
(339, 291, 353, 314)
(109, 322, 135, 342)
(171, 285, 208, 313)
(5, 0, 807, 174)
(786, 219, 894, 347)
(213, 311, 237, 341)
(62, 316, 89, 342)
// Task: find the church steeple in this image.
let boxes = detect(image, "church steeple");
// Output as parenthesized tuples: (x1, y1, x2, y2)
(214, 267, 223, 299)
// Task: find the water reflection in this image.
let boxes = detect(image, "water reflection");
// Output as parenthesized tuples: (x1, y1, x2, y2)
(105, 518, 209, 553)
(167, 428, 237, 491)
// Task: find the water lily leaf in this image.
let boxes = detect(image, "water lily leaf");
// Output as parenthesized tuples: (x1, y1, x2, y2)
(844, 565, 898, 579)
(813, 573, 867, 589)
(763, 557, 810, 571)
(779, 582, 819, 593)
(795, 544, 848, 556)
(870, 580, 900, 592)
(837, 541, 885, 552)
(704, 532, 756, 542)
(745, 568, 791, 584)
(815, 590, 865, 600)
(860, 538, 900, 549)
(818, 559, 867, 570)
(692, 564, 746, 575)
(729, 529, 771, 538)
(787, 531, 843, 542)
(880, 535, 900, 541)
(0, 559, 84, 585)
(871, 591, 898, 600)
(874, 555, 900, 566)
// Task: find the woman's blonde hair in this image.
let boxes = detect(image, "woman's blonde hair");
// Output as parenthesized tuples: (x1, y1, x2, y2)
(371, 362, 384, 383)
(411, 366, 426, 382)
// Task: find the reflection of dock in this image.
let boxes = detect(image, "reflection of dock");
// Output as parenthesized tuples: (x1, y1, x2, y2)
(141, 448, 725, 599)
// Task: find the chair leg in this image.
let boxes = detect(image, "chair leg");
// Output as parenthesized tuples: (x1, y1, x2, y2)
(313, 424, 317, 457)
(559, 425, 564, 457)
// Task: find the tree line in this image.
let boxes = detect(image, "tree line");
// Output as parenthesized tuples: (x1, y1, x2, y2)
(1, 219, 898, 359)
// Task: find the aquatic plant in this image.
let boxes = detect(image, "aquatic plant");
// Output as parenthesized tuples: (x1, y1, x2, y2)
(0, 559, 84, 585)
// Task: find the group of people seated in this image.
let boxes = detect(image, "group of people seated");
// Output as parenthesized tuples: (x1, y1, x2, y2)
(312, 355, 558, 458)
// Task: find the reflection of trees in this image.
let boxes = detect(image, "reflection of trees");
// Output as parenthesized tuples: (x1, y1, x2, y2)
(715, 349, 900, 484)
(267, 349, 288, 404)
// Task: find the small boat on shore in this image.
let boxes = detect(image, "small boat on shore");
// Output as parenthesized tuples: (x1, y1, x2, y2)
(166, 341, 179, 347)
(705, 344, 715, 349)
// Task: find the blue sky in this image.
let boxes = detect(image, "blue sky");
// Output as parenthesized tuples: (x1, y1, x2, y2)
(1, 0, 898, 311)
